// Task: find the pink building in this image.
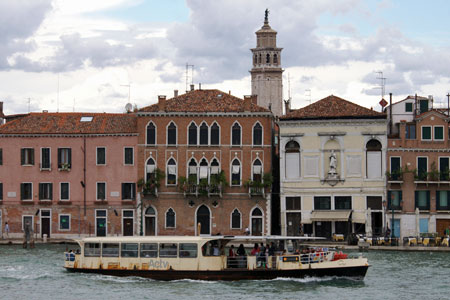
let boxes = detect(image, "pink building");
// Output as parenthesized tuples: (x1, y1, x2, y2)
(0, 112, 138, 239)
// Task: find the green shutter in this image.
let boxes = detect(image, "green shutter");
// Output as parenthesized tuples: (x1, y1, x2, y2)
(415, 191, 418, 208)
(434, 127, 443, 140)
(422, 127, 431, 140)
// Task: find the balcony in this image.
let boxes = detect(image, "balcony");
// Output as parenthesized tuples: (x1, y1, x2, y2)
(58, 163, 71, 172)
(414, 171, 450, 186)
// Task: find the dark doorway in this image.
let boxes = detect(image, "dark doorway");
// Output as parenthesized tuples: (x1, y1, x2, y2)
(287, 213, 301, 236)
(41, 210, 51, 238)
(197, 205, 211, 235)
(145, 217, 156, 236)
(96, 210, 107, 237)
(251, 208, 263, 236)
(372, 212, 383, 236)
(314, 221, 331, 239)
(335, 221, 349, 238)
(123, 218, 133, 236)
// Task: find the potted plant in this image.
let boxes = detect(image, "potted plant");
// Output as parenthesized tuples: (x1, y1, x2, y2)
(428, 162, 440, 181)
(138, 168, 164, 196)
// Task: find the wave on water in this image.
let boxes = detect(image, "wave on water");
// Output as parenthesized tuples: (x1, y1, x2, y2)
(171, 279, 217, 284)
(86, 274, 154, 283)
(270, 276, 363, 283)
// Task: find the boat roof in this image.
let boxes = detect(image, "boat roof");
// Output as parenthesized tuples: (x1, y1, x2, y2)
(77, 235, 325, 244)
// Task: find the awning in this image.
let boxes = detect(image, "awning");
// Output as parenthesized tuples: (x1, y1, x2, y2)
(352, 212, 366, 224)
(301, 219, 312, 224)
(310, 210, 351, 222)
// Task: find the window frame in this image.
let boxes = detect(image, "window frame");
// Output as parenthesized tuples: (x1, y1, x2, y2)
(167, 121, 177, 146)
(436, 190, 450, 210)
(60, 182, 70, 201)
(421, 126, 432, 141)
(96, 147, 106, 165)
(146, 121, 157, 145)
(406, 123, 416, 140)
(199, 122, 209, 145)
(40, 147, 51, 170)
(188, 121, 198, 146)
(286, 196, 301, 211)
(166, 158, 177, 186)
(165, 208, 176, 229)
(38, 182, 53, 201)
(96, 182, 107, 201)
(59, 214, 71, 231)
(121, 182, 136, 200)
(417, 156, 428, 181)
(314, 196, 331, 210)
(231, 122, 242, 146)
(22, 215, 34, 231)
(405, 102, 413, 112)
(0, 148, 2, 165)
(252, 122, 263, 146)
(387, 190, 403, 210)
(210, 122, 220, 146)
(439, 157, 450, 181)
(0, 182, 3, 201)
(415, 190, 430, 210)
(434, 125, 444, 141)
(57, 148, 71, 170)
(20, 182, 33, 201)
(231, 208, 242, 229)
(21, 148, 35, 166)
(334, 196, 352, 210)
(124, 147, 134, 165)
(230, 158, 241, 186)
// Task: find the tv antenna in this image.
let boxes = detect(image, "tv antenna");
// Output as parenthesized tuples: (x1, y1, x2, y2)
(185, 63, 194, 92)
(375, 71, 386, 99)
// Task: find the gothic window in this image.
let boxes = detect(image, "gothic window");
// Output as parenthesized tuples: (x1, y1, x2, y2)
(231, 159, 241, 186)
(285, 141, 300, 179)
(266, 53, 270, 63)
(167, 122, 177, 145)
(252, 159, 262, 182)
(258, 54, 262, 64)
(199, 158, 208, 181)
(253, 122, 262, 146)
(166, 208, 175, 228)
(210, 158, 220, 181)
(366, 139, 382, 179)
(188, 122, 197, 145)
(253, 54, 257, 65)
(146, 158, 156, 182)
(231, 209, 241, 229)
(167, 158, 177, 185)
(188, 158, 198, 183)
(273, 54, 278, 64)
(210, 122, 220, 145)
(232, 122, 241, 146)
(146, 122, 156, 145)
(200, 122, 209, 145)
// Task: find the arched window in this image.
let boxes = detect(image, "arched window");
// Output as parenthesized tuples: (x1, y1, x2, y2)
(146, 122, 156, 145)
(146, 158, 156, 182)
(231, 159, 241, 186)
(273, 54, 278, 64)
(167, 122, 177, 145)
(188, 122, 197, 145)
(266, 53, 270, 63)
(210, 122, 220, 145)
(252, 159, 262, 182)
(258, 54, 262, 64)
(199, 158, 208, 180)
(145, 206, 155, 215)
(200, 122, 209, 145)
(251, 207, 263, 236)
(231, 209, 241, 229)
(167, 158, 177, 185)
(253, 123, 262, 146)
(166, 208, 175, 228)
(188, 158, 198, 183)
(232, 123, 241, 146)
(253, 54, 257, 65)
(144, 206, 156, 236)
(366, 139, 382, 179)
(285, 141, 300, 179)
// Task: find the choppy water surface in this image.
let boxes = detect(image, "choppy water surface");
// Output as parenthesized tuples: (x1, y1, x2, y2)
(1, 244, 449, 300)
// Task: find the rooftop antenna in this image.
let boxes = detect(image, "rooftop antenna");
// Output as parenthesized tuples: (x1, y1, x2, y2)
(305, 89, 311, 105)
(185, 63, 194, 92)
(288, 73, 292, 100)
(121, 83, 131, 103)
(375, 71, 386, 99)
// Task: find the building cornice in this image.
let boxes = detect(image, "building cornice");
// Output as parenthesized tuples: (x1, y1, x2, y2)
(0, 133, 139, 138)
(137, 111, 274, 118)
(279, 119, 387, 127)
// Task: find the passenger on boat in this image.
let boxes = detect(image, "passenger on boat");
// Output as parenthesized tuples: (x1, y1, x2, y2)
(213, 244, 220, 256)
(250, 243, 259, 256)
(268, 242, 276, 256)
(229, 245, 236, 257)
(258, 243, 266, 267)
(236, 244, 247, 268)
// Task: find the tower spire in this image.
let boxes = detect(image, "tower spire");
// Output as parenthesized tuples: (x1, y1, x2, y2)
(264, 8, 269, 24)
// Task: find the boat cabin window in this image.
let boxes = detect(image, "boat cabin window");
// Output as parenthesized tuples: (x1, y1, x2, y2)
(102, 243, 119, 257)
(140, 243, 158, 258)
(121, 243, 138, 258)
(159, 243, 178, 258)
(201, 240, 223, 256)
(179, 243, 197, 258)
(84, 243, 101, 257)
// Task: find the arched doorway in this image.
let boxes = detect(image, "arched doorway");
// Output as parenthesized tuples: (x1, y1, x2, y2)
(196, 205, 211, 235)
(144, 206, 156, 236)
(251, 207, 263, 236)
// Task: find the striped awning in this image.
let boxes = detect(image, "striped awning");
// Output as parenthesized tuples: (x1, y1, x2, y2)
(310, 210, 351, 222)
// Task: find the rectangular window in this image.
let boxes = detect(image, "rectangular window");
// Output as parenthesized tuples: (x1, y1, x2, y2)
(140, 243, 158, 258)
(440, 157, 449, 181)
(124, 147, 134, 165)
(20, 183, 33, 200)
(366, 196, 382, 210)
(179, 243, 197, 258)
(415, 190, 430, 210)
(434, 126, 444, 140)
(314, 196, 331, 210)
(0, 148, 2, 165)
(436, 191, 450, 210)
(0, 182, 3, 201)
(286, 197, 301, 210)
(60, 182, 69, 201)
(417, 157, 428, 180)
(96, 147, 106, 165)
(102, 243, 119, 257)
(159, 243, 177, 258)
(57, 148, 71, 169)
(39, 183, 53, 200)
(121, 243, 139, 258)
(390, 157, 401, 180)
(419, 99, 428, 113)
(405, 102, 413, 112)
(21, 148, 34, 165)
(59, 214, 70, 231)
(122, 183, 136, 200)
(84, 243, 101, 257)
(406, 124, 416, 139)
(97, 182, 106, 200)
(388, 190, 402, 210)
(335, 196, 352, 209)
(41, 148, 50, 169)
(422, 126, 432, 141)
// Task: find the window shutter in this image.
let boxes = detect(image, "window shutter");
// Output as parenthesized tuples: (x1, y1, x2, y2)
(132, 183, 136, 200)
(21, 149, 25, 165)
(426, 191, 430, 209)
(387, 191, 391, 208)
(31, 149, 34, 165)
(20, 183, 24, 200)
(0, 148, 3, 165)
(68, 149, 72, 167)
(367, 152, 381, 178)
(121, 183, 125, 200)
(286, 153, 300, 179)
(57, 149, 61, 167)
(39, 183, 43, 200)
(49, 183, 53, 200)
(414, 191, 418, 208)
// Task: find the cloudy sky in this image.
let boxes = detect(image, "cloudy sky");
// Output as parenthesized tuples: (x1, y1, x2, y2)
(1, 0, 450, 115)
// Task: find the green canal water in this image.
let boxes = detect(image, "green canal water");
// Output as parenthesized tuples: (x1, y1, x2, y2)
(0, 244, 449, 300)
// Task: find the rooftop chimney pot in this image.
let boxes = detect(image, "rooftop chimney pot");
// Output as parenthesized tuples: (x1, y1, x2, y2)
(158, 95, 166, 112)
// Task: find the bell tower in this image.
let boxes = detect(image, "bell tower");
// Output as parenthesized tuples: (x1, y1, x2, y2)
(250, 9, 283, 117)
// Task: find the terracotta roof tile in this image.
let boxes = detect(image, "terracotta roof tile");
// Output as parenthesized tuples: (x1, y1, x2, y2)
(139, 89, 270, 113)
(0, 112, 137, 134)
(281, 95, 386, 120)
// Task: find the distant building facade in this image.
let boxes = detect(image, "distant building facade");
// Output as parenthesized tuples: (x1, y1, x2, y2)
(136, 89, 274, 236)
(0, 113, 138, 238)
(279, 96, 388, 239)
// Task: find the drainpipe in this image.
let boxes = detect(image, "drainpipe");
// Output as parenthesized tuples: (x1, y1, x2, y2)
(389, 93, 393, 134)
(83, 136, 87, 219)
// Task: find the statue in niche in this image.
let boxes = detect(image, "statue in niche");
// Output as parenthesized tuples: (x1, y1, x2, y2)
(329, 150, 337, 175)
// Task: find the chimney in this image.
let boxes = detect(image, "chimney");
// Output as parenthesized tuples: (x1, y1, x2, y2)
(199, 83, 202, 90)
(284, 99, 290, 114)
(174, 90, 178, 97)
(251, 95, 258, 105)
(190, 84, 195, 91)
(243, 95, 252, 112)
(158, 95, 166, 112)
(0, 101, 4, 118)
